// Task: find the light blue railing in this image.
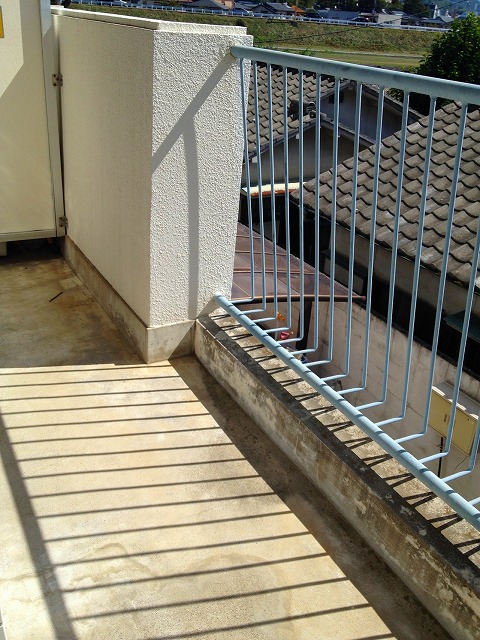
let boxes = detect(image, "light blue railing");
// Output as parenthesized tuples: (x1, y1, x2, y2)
(216, 46, 480, 530)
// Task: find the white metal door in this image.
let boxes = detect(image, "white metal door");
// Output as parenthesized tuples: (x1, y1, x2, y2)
(0, 0, 64, 242)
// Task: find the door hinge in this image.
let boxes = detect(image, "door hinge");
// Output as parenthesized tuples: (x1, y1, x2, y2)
(58, 216, 68, 228)
(52, 73, 63, 87)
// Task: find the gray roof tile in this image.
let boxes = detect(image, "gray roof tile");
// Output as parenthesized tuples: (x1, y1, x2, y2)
(294, 103, 480, 288)
(246, 64, 357, 156)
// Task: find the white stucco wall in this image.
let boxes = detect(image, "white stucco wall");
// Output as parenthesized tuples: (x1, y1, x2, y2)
(54, 9, 251, 327)
(149, 27, 251, 326)
(54, 12, 155, 324)
(0, 0, 57, 238)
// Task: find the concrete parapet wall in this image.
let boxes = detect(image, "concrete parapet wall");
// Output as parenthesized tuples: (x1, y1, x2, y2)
(195, 313, 480, 640)
(53, 8, 251, 359)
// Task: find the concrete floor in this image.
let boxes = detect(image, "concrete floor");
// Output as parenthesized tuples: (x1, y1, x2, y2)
(0, 243, 452, 640)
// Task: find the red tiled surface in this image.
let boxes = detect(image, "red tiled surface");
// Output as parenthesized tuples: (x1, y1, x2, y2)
(232, 223, 353, 301)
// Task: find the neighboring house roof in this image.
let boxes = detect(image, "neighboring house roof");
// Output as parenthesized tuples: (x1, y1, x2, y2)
(187, 0, 227, 7)
(421, 15, 454, 24)
(246, 64, 420, 159)
(294, 103, 480, 288)
(246, 65, 350, 157)
(316, 10, 360, 21)
(253, 2, 296, 13)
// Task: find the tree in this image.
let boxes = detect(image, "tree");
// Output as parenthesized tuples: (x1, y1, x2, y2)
(403, 0, 429, 17)
(416, 13, 480, 85)
(394, 14, 480, 113)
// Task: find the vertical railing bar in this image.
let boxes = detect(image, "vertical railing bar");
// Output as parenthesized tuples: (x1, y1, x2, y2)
(341, 87, 385, 396)
(240, 58, 256, 304)
(267, 63, 279, 322)
(443, 413, 480, 482)
(312, 73, 322, 354)
(344, 82, 362, 377)
(254, 62, 267, 310)
(327, 78, 341, 362)
(297, 70, 306, 344)
(388, 97, 437, 433)
(419, 103, 469, 464)
(283, 66, 292, 333)
(243, 62, 269, 317)
(358, 91, 411, 411)
(314, 81, 363, 375)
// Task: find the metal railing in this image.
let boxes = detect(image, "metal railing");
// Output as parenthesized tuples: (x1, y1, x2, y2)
(216, 46, 480, 530)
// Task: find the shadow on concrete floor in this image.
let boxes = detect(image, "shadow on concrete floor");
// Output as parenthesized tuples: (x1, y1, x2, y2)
(0, 246, 452, 640)
(171, 358, 453, 640)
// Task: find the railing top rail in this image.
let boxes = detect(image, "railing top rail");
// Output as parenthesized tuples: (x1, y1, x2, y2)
(231, 45, 480, 105)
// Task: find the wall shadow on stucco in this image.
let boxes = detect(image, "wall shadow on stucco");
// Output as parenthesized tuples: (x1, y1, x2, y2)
(150, 58, 230, 320)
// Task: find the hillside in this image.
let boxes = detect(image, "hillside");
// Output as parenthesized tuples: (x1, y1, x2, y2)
(70, 4, 435, 62)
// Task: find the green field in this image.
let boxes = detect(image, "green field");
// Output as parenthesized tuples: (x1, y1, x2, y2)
(281, 48, 422, 70)
(71, 4, 434, 67)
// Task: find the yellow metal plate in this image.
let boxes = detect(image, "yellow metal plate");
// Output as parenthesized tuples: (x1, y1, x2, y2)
(429, 388, 477, 455)
(0, 7, 3, 38)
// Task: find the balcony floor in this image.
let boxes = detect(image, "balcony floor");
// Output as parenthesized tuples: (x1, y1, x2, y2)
(0, 243, 451, 640)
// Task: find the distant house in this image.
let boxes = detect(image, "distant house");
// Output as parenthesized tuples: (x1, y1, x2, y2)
(251, 2, 296, 15)
(234, 1, 255, 11)
(181, 0, 232, 10)
(374, 12, 402, 26)
(315, 10, 360, 22)
(289, 102, 480, 375)
(421, 14, 453, 27)
(401, 13, 423, 25)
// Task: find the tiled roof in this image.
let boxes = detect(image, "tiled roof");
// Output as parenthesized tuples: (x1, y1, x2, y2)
(246, 65, 417, 160)
(295, 103, 480, 288)
(189, 0, 226, 6)
(253, 2, 296, 12)
(246, 64, 350, 156)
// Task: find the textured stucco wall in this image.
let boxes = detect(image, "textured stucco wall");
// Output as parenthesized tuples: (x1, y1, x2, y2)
(0, 0, 56, 237)
(54, 9, 251, 327)
(150, 29, 251, 326)
(54, 13, 155, 323)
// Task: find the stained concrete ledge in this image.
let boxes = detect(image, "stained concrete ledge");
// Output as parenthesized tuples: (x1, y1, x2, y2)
(195, 313, 480, 640)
